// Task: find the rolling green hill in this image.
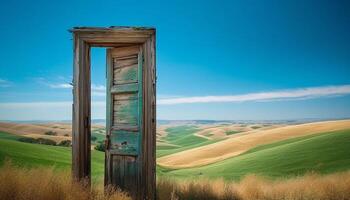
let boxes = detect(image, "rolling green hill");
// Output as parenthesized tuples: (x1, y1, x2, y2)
(160, 129, 350, 180)
(2, 128, 350, 182)
(157, 126, 222, 157)
(0, 131, 104, 182)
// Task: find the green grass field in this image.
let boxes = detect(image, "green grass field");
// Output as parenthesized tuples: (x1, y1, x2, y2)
(91, 128, 106, 145)
(1, 128, 350, 182)
(156, 126, 222, 157)
(161, 129, 350, 180)
(0, 131, 105, 182)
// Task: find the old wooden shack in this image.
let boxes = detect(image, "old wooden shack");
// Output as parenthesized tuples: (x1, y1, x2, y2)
(71, 27, 156, 199)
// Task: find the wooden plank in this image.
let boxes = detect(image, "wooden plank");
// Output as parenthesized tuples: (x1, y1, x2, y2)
(81, 37, 148, 44)
(71, 28, 154, 38)
(111, 125, 139, 132)
(114, 57, 138, 68)
(123, 155, 138, 197)
(113, 95, 138, 125)
(111, 83, 138, 93)
(109, 150, 138, 156)
(71, 28, 155, 46)
(90, 43, 136, 47)
(71, 26, 155, 33)
(105, 48, 114, 187)
(140, 33, 156, 200)
(111, 46, 140, 58)
(110, 130, 140, 154)
(72, 34, 91, 184)
(113, 64, 138, 85)
(137, 47, 143, 157)
(111, 155, 124, 186)
(113, 92, 138, 101)
(110, 155, 138, 198)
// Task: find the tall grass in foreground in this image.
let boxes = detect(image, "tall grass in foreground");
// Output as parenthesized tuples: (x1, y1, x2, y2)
(0, 161, 130, 200)
(1, 162, 350, 200)
(157, 172, 350, 200)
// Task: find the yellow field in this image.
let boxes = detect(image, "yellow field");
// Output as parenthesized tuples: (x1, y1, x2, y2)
(193, 124, 283, 140)
(0, 122, 103, 143)
(157, 120, 350, 168)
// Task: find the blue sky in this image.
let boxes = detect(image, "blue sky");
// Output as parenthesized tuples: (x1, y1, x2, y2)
(0, 0, 350, 120)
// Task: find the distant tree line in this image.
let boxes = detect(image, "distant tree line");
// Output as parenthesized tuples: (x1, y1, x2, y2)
(44, 131, 57, 136)
(18, 137, 72, 147)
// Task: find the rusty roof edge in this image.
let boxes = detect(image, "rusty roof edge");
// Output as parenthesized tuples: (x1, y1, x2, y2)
(68, 26, 156, 33)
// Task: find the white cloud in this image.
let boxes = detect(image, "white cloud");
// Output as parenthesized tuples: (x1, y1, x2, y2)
(158, 85, 350, 105)
(49, 83, 72, 89)
(35, 76, 106, 96)
(1, 84, 349, 121)
(43, 78, 106, 97)
(0, 79, 12, 87)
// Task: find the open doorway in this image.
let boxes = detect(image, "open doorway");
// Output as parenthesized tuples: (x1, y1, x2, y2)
(71, 27, 156, 199)
(90, 47, 107, 184)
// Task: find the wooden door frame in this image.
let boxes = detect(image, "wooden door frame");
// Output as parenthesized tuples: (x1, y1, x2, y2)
(70, 27, 156, 198)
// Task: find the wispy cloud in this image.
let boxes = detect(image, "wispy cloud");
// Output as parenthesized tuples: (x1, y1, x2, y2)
(49, 83, 106, 96)
(35, 76, 106, 97)
(158, 85, 350, 105)
(49, 83, 72, 89)
(0, 78, 12, 88)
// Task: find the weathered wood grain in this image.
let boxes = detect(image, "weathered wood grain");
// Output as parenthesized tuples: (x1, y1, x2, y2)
(140, 31, 156, 200)
(106, 46, 143, 199)
(111, 84, 138, 93)
(113, 64, 138, 85)
(114, 57, 138, 68)
(111, 46, 140, 58)
(72, 33, 91, 185)
(72, 27, 155, 200)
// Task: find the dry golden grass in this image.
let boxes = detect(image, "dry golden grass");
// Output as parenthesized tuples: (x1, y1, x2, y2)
(157, 171, 350, 200)
(158, 120, 350, 168)
(0, 122, 106, 143)
(0, 122, 72, 136)
(193, 124, 283, 140)
(1, 161, 350, 200)
(193, 124, 249, 140)
(0, 161, 130, 200)
(0, 122, 104, 137)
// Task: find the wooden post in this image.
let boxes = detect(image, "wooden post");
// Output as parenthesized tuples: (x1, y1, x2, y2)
(72, 33, 91, 184)
(141, 33, 156, 199)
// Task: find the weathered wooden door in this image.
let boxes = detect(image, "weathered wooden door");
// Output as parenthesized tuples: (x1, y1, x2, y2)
(105, 46, 143, 197)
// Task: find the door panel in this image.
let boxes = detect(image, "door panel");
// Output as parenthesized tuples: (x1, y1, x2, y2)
(105, 45, 143, 197)
(109, 130, 139, 154)
(113, 93, 139, 125)
(110, 155, 138, 194)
